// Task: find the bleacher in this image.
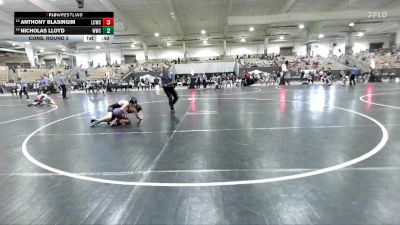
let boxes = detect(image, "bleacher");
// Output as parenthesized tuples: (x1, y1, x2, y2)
(47, 67, 65, 75)
(0, 55, 30, 65)
(118, 64, 132, 74)
(19, 69, 50, 82)
(353, 51, 400, 70)
(239, 58, 278, 68)
(89, 67, 112, 79)
(318, 57, 347, 70)
(374, 55, 400, 69)
(0, 66, 8, 82)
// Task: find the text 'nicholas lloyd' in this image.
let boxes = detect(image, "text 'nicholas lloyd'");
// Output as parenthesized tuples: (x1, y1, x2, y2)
(19, 28, 65, 34)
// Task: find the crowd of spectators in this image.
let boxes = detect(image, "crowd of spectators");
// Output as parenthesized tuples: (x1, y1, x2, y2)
(173, 73, 237, 89)
(124, 57, 229, 73)
(353, 50, 400, 69)
(3, 49, 399, 95)
(239, 54, 325, 71)
(1, 73, 62, 95)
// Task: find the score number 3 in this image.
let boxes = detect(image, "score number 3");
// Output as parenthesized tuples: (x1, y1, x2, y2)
(102, 18, 114, 26)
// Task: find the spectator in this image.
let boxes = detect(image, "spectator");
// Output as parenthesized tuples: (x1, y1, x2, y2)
(196, 74, 201, 88)
(40, 75, 49, 94)
(202, 74, 207, 88)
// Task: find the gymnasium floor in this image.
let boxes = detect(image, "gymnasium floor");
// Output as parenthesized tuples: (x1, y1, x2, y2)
(0, 83, 400, 225)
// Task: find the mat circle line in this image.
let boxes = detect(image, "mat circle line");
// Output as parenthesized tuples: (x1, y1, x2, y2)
(22, 98, 388, 187)
(359, 92, 400, 109)
(275, 85, 400, 92)
(0, 105, 58, 125)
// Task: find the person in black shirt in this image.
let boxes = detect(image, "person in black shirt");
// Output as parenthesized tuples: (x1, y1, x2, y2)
(161, 66, 179, 112)
(18, 77, 29, 99)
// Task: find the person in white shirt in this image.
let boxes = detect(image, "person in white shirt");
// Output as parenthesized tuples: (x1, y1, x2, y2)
(369, 58, 376, 81)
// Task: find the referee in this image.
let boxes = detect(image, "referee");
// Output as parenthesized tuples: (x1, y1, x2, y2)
(17, 77, 29, 99)
(349, 65, 358, 86)
(59, 72, 67, 99)
(161, 65, 179, 113)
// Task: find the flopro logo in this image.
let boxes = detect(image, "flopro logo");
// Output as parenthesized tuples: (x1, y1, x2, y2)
(368, 11, 388, 18)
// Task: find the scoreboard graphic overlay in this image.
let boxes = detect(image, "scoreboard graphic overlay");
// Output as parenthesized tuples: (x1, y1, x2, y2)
(14, 12, 114, 43)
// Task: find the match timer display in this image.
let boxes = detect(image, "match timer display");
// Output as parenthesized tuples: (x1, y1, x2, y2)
(14, 12, 114, 43)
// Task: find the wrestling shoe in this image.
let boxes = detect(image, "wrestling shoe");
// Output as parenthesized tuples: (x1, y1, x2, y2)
(90, 119, 99, 128)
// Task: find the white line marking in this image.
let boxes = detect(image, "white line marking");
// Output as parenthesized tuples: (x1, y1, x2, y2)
(179, 89, 262, 97)
(0, 105, 58, 125)
(275, 85, 400, 92)
(142, 103, 192, 177)
(26, 124, 390, 137)
(192, 110, 217, 113)
(34, 131, 163, 136)
(20, 123, 400, 137)
(22, 98, 389, 186)
(237, 143, 249, 146)
(0, 104, 25, 107)
(359, 92, 400, 109)
(2, 166, 400, 177)
(140, 100, 169, 104)
(221, 90, 262, 95)
(110, 102, 192, 223)
(173, 125, 373, 133)
(111, 184, 139, 223)
(186, 110, 217, 115)
(21, 115, 95, 121)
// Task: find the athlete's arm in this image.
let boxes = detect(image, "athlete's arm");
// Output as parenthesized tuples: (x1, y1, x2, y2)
(134, 112, 143, 120)
(119, 100, 130, 110)
(128, 107, 143, 120)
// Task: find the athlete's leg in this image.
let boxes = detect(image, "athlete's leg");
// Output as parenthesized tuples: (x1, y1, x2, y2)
(90, 112, 113, 127)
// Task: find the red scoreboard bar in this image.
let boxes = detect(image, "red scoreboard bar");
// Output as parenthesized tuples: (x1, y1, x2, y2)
(103, 18, 114, 26)
(14, 12, 114, 42)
